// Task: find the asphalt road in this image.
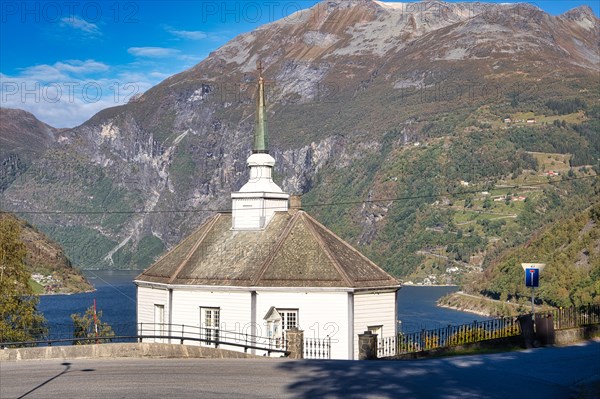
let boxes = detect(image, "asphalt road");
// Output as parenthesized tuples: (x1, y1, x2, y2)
(2, 340, 599, 399)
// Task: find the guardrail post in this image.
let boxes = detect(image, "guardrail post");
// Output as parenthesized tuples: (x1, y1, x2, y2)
(286, 328, 304, 359)
(518, 314, 536, 348)
(534, 313, 555, 346)
(358, 331, 378, 360)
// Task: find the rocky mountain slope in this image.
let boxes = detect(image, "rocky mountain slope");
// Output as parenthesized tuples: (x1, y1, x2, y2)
(0, 108, 58, 191)
(0, 0, 598, 279)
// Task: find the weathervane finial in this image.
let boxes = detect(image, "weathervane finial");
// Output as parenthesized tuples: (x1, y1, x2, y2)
(257, 60, 264, 79)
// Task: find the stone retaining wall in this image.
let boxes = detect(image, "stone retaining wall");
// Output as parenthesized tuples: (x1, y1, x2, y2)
(0, 342, 265, 362)
(555, 324, 600, 346)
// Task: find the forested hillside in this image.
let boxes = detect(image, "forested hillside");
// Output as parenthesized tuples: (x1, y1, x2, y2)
(473, 202, 600, 308)
(305, 104, 599, 284)
(438, 201, 600, 314)
(0, 212, 93, 294)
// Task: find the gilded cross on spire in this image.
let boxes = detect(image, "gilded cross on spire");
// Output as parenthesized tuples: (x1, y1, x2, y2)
(253, 60, 268, 154)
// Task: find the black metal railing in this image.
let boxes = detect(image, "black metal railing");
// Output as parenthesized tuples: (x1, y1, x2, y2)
(0, 322, 137, 347)
(1, 322, 289, 356)
(138, 323, 289, 355)
(304, 336, 331, 359)
(551, 304, 600, 330)
(379, 315, 521, 357)
(379, 304, 600, 357)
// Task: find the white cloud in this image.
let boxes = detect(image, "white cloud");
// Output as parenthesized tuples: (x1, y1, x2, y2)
(17, 64, 68, 82)
(13, 60, 110, 83)
(21, 98, 118, 129)
(0, 59, 164, 128)
(169, 29, 208, 40)
(54, 60, 110, 74)
(164, 25, 229, 42)
(60, 17, 101, 36)
(1, 79, 125, 128)
(128, 47, 181, 58)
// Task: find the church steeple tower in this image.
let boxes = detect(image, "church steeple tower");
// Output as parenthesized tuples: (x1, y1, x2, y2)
(231, 62, 289, 230)
(253, 61, 268, 154)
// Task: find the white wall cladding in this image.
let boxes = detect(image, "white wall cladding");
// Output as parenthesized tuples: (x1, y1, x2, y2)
(353, 291, 397, 359)
(137, 286, 169, 325)
(137, 285, 397, 359)
(232, 197, 288, 230)
(170, 289, 252, 331)
(232, 198, 262, 230)
(264, 198, 288, 225)
(256, 290, 350, 360)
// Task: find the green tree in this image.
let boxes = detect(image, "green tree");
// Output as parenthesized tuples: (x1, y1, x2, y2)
(71, 304, 115, 345)
(483, 197, 492, 209)
(591, 203, 600, 223)
(464, 196, 474, 208)
(0, 216, 47, 344)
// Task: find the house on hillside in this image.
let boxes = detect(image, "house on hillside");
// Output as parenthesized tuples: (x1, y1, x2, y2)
(135, 66, 401, 360)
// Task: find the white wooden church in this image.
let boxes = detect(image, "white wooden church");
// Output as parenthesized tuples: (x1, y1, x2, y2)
(135, 67, 401, 360)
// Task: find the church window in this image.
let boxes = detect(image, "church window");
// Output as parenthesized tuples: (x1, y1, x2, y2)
(200, 307, 220, 345)
(280, 309, 299, 331)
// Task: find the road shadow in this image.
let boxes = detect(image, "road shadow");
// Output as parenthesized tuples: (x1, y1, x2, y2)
(278, 341, 600, 399)
(17, 362, 95, 399)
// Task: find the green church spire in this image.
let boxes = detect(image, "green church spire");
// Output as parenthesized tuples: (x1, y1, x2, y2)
(253, 61, 268, 154)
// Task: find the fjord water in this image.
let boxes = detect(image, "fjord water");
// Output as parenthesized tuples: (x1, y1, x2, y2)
(38, 270, 139, 339)
(397, 285, 491, 333)
(39, 272, 490, 338)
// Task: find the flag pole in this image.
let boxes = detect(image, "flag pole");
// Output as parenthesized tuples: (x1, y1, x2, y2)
(93, 298, 99, 344)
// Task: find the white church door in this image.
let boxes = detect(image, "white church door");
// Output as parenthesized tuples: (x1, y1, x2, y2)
(200, 307, 220, 346)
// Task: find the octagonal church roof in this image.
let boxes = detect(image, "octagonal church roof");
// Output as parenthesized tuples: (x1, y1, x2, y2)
(136, 210, 400, 289)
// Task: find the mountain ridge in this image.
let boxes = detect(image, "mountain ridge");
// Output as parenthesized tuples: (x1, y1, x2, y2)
(0, 108, 59, 191)
(1, 1, 598, 282)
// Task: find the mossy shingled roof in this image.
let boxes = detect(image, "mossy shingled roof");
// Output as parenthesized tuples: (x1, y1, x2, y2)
(137, 211, 399, 288)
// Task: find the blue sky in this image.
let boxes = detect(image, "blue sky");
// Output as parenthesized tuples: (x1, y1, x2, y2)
(1, 0, 598, 128)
